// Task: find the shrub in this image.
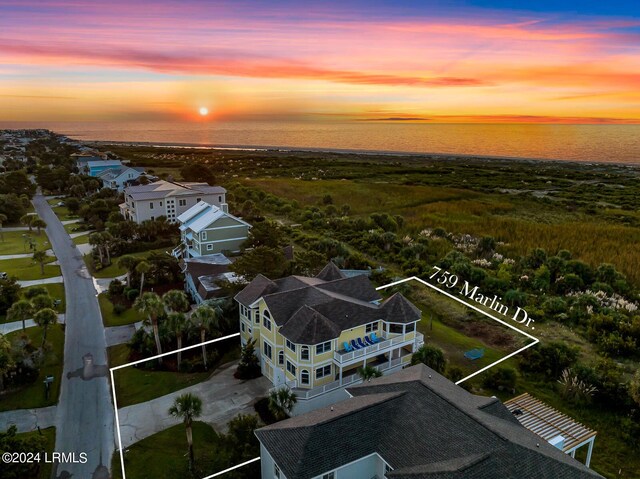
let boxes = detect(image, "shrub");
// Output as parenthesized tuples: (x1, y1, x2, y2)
(482, 367, 517, 391)
(113, 303, 126, 316)
(23, 286, 47, 299)
(124, 288, 139, 301)
(557, 368, 597, 404)
(411, 345, 447, 374)
(520, 341, 579, 378)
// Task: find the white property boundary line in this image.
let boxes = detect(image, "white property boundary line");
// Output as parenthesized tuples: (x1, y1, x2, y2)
(110, 332, 261, 479)
(111, 277, 540, 479)
(376, 276, 540, 385)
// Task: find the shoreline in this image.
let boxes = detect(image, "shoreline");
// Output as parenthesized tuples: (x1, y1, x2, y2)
(84, 139, 640, 169)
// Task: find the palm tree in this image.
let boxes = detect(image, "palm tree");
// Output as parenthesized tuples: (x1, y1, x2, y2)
(268, 388, 297, 420)
(20, 214, 34, 231)
(89, 232, 105, 265)
(134, 292, 165, 363)
(102, 231, 114, 264)
(0, 213, 7, 241)
(135, 260, 150, 296)
(357, 364, 382, 381)
(117, 255, 138, 286)
(167, 312, 189, 369)
(168, 393, 203, 473)
(33, 250, 47, 275)
(31, 218, 47, 235)
(34, 308, 57, 348)
(163, 290, 190, 314)
(0, 333, 15, 391)
(411, 345, 447, 374)
(189, 304, 217, 369)
(7, 299, 33, 331)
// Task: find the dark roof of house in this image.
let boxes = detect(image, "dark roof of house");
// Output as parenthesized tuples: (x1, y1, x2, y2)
(278, 306, 342, 344)
(315, 261, 346, 281)
(235, 264, 419, 343)
(255, 365, 602, 479)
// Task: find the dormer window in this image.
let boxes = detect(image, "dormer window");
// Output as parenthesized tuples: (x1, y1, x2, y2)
(286, 339, 296, 352)
(263, 310, 272, 330)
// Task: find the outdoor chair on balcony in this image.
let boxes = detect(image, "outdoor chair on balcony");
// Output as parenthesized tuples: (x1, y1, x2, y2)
(464, 348, 485, 360)
(357, 337, 368, 349)
(351, 339, 361, 350)
(344, 342, 353, 352)
(364, 335, 375, 346)
(370, 332, 381, 343)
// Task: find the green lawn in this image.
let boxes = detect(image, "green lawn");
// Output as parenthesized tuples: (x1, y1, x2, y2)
(111, 422, 232, 479)
(0, 256, 60, 280)
(12, 427, 56, 479)
(99, 293, 142, 327)
(0, 325, 64, 411)
(89, 248, 170, 278)
(0, 230, 51, 255)
(72, 232, 91, 245)
(108, 343, 239, 408)
(64, 222, 89, 234)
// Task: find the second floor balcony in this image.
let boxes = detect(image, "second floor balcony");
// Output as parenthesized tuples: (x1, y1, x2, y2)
(334, 331, 424, 364)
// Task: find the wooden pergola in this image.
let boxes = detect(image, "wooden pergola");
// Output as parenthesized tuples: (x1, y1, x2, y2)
(504, 393, 597, 467)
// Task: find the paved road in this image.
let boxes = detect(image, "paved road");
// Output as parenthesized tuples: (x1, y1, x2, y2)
(117, 361, 270, 448)
(32, 192, 114, 479)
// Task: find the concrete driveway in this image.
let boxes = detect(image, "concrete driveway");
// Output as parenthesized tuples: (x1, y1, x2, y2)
(116, 361, 270, 448)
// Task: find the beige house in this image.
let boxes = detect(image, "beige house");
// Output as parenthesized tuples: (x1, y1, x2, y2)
(235, 263, 424, 407)
(119, 180, 227, 224)
(173, 201, 251, 258)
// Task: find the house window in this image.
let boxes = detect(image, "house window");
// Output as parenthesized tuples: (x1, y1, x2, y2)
(218, 195, 222, 202)
(159, 201, 163, 207)
(263, 341, 272, 360)
(406, 322, 416, 333)
(263, 310, 272, 330)
(150, 216, 155, 220)
(149, 202, 154, 209)
(254, 310, 259, 324)
(197, 197, 201, 203)
(286, 361, 296, 376)
(278, 351, 284, 365)
(301, 346, 310, 361)
(301, 370, 310, 385)
(207, 244, 213, 251)
(389, 324, 404, 334)
(315, 365, 331, 379)
(241, 322, 245, 332)
(384, 464, 392, 477)
(322, 473, 335, 479)
(274, 464, 281, 478)
(179, 199, 187, 206)
(286, 339, 296, 352)
(247, 327, 252, 335)
(201, 231, 207, 241)
(315, 341, 331, 355)
(366, 322, 376, 334)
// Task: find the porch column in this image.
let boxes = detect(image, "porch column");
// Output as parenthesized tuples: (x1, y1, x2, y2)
(339, 365, 343, 386)
(570, 449, 576, 458)
(586, 437, 595, 467)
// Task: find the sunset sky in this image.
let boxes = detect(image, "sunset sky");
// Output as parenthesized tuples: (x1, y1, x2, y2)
(1, 0, 639, 123)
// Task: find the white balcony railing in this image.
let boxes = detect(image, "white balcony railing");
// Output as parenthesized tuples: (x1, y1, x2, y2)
(334, 332, 423, 364)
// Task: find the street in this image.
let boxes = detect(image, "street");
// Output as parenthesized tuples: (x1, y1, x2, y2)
(32, 192, 114, 479)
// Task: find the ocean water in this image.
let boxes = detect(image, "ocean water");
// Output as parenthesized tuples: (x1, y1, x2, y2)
(2, 121, 640, 164)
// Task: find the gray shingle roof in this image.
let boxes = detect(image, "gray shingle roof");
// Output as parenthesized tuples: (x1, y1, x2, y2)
(235, 264, 418, 344)
(315, 261, 346, 281)
(278, 306, 342, 344)
(255, 364, 603, 479)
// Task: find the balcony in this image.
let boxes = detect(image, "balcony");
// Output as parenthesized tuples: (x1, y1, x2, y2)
(284, 355, 410, 400)
(334, 332, 424, 364)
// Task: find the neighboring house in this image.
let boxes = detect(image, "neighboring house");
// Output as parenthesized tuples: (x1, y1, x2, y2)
(72, 152, 103, 172)
(97, 166, 146, 191)
(174, 201, 251, 258)
(255, 364, 603, 479)
(234, 263, 424, 410)
(183, 253, 238, 303)
(119, 180, 227, 224)
(86, 159, 123, 177)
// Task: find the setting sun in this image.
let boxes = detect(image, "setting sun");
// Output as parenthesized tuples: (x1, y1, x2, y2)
(199, 106, 209, 116)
